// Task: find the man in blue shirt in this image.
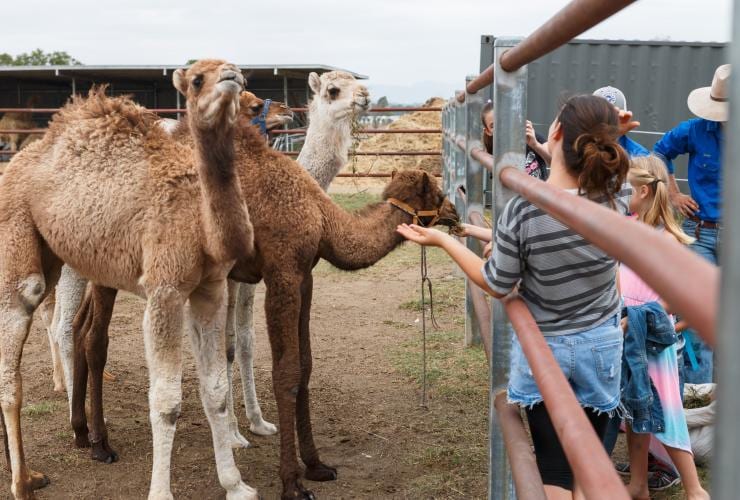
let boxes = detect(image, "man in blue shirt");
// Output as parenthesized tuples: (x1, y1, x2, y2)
(593, 86, 650, 158)
(653, 64, 729, 384)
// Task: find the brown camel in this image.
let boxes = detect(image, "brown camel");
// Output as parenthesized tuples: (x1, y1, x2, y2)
(68, 99, 458, 499)
(65, 91, 294, 462)
(0, 60, 258, 499)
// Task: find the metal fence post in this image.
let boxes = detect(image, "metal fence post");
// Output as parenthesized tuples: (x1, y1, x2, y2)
(453, 93, 467, 217)
(464, 75, 485, 348)
(489, 36, 527, 500)
(713, 1, 740, 497)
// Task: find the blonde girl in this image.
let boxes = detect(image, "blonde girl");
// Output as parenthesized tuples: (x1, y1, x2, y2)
(621, 155, 709, 500)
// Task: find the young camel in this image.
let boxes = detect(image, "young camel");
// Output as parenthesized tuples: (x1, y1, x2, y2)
(226, 70, 370, 442)
(0, 60, 258, 500)
(70, 103, 458, 499)
(55, 92, 294, 461)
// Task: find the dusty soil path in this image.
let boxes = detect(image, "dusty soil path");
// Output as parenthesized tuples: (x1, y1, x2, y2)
(3, 244, 487, 499)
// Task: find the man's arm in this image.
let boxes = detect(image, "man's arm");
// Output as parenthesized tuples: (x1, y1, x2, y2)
(654, 121, 699, 216)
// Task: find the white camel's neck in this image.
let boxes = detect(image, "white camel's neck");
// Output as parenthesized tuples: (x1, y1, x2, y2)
(297, 108, 354, 192)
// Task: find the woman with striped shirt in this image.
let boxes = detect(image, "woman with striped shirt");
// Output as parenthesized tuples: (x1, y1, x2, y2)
(398, 95, 630, 499)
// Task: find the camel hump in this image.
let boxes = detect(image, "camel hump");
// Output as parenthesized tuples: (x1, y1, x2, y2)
(49, 85, 158, 137)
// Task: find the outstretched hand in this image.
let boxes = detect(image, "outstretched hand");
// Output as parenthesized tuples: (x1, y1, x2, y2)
(396, 224, 447, 247)
(617, 109, 640, 136)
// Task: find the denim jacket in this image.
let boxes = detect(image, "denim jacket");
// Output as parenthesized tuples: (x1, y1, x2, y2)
(621, 301, 678, 433)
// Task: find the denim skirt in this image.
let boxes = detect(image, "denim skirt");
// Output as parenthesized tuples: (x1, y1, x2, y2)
(507, 313, 623, 415)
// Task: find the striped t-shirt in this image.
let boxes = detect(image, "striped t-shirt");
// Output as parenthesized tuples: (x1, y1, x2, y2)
(482, 186, 632, 336)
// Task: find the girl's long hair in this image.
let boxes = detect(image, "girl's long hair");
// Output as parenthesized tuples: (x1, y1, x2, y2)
(629, 155, 694, 245)
(557, 95, 629, 207)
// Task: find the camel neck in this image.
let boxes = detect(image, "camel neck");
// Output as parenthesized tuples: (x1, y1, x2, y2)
(190, 122, 252, 263)
(298, 113, 353, 191)
(318, 200, 412, 271)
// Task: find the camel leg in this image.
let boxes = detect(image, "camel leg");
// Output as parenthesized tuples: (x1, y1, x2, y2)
(37, 291, 64, 393)
(264, 273, 315, 500)
(51, 265, 88, 418)
(296, 275, 336, 482)
(0, 226, 58, 498)
(70, 286, 93, 449)
(234, 282, 277, 436)
(224, 280, 250, 448)
(143, 285, 186, 500)
(187, 281, 257, 500)
(83, 286, 118, 463)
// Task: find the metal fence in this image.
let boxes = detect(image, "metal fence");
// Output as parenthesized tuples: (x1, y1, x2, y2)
(443, 0, 732, 498)
(0, 106, 442, 177)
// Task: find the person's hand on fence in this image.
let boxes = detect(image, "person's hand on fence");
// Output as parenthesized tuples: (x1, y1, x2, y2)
(670, 191, 699, 217)
(617, 109, 640, 136)
(525, 120, 539, 148)
(396, 224, 448, 247)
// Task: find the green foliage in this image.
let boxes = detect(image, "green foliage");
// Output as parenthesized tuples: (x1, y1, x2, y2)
(0, 49, 81, 66)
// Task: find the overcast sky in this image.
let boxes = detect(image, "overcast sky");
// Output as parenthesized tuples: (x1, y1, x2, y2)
(1, 0, 734, 102)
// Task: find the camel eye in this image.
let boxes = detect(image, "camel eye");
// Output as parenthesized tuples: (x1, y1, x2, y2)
(328, 87, 340, 99)
(251, 105, 262, 114)
(192, 75, 203, 89)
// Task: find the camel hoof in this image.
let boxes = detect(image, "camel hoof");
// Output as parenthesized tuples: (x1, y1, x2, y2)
(53, 383, 65, 393)
(281, 482, 315, 500)
(103, 369, 116, 382)
(229, 430, 252, 449)
(90, 438, 119, 463)
(29, 469, 50, 490)
(304, 463, 337, 482)
(249, 420, 277, 436)
(225, 481, 259, 500)
(74, 432, 91, 449)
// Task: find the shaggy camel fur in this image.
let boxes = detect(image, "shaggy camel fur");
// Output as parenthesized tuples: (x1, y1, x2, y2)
(68, 104, 458, 499)
(0, 60, 258, 500)
(49, 92, 293, 461)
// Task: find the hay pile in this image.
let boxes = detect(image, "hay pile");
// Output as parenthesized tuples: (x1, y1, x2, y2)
(344, 97, 444, 176)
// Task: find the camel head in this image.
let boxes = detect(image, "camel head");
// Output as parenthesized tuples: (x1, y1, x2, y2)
(383, 170, 459, 228)
(238, 91, 294, 131)
(307, 71, 370, 122)
(173, 59, 245, 132)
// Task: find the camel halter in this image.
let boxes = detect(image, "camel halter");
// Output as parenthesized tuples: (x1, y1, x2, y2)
(251, 98, 272, 136)
(387, 198, 441, 228)
(387, 197, 443, 409)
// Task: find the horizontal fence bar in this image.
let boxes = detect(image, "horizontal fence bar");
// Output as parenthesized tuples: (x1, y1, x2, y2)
(493, 393, 547, 500)
(0, 127, 443, 137)
(282, 151, 441, 157)
(335, 172, 442, 178)
(504, 297, 629, 499)
(0, 129, 46, 134)
(499, 166, 718, 346)
(499, 0, 637, 72)
(0, 106, 442, 114)
(270, 128, 442, 135)
(470, 147, 493, 172)
(458, 64, 494, 102)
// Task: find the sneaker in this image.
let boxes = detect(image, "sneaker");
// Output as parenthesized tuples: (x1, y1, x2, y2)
(648, 469, 681, 491)
(615, 462, 631, 476)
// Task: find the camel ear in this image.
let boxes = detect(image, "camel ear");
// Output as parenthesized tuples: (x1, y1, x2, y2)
(173, 69, 188, 95)
(308, 72, 321, 94)
(391, 169, 397, 179)
(422, 172, 431, 193)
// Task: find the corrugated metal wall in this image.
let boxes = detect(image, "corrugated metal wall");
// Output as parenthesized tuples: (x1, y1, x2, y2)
(479, 37, 727, 181)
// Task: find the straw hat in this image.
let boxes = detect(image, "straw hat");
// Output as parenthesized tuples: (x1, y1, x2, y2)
(688, 64, 731, 122)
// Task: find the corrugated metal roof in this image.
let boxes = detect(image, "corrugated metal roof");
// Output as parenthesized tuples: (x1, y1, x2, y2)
(0, 64, 368, 81)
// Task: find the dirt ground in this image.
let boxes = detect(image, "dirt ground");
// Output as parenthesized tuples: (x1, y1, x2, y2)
(3, 208, 489, 499)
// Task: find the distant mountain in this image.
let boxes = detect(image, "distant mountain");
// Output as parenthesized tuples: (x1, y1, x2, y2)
(365, 80, 458, 106)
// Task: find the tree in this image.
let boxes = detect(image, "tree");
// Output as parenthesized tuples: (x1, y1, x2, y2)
(0, 49, 82, 66)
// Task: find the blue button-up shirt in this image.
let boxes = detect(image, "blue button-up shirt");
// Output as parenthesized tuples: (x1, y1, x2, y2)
(653, 118, 723, 222)
(620, 135, 649, 158)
